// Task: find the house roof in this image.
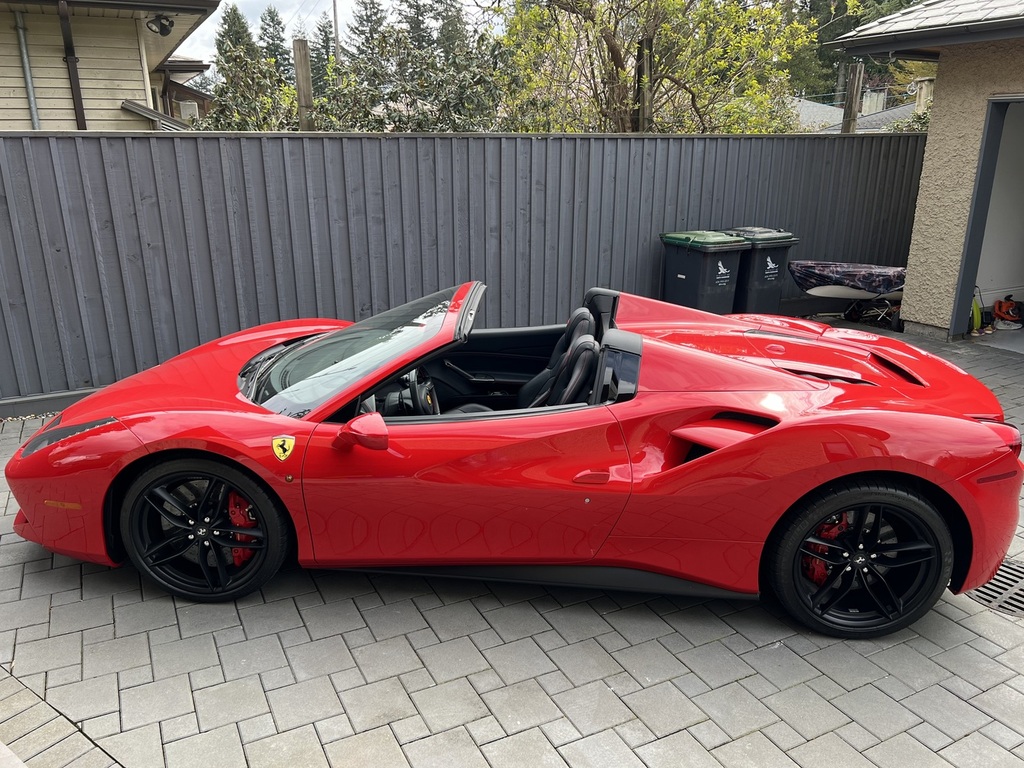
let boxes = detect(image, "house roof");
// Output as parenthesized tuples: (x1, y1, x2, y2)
(789, 97, 845, 130)
(833, 0, 1024, 60)
(159, 56, 211, 83)
(1, 0, 219, 68)
(4, 0, 218, 15)
(820, 102, 919, 133)
(121, 99, 191, 130)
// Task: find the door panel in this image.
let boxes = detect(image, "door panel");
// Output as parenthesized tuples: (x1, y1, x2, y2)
(425, 325, 563, 408)
(302, 406, 631, 566)
(605, 391, 796, 544)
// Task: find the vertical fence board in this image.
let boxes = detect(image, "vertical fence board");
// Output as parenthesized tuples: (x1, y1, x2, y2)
(0, 141, 44, 395)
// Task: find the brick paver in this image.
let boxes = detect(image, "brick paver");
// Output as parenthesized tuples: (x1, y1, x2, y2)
(2, 330, 1024, 767)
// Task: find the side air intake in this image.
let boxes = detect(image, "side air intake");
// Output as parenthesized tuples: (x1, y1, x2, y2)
(672, 412, 779, 463)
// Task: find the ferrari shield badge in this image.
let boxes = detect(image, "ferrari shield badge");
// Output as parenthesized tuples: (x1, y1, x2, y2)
(272, 436, 295, 462)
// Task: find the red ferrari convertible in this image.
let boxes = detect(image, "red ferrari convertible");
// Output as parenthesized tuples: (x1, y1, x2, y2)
(6, 283, 1021, 638)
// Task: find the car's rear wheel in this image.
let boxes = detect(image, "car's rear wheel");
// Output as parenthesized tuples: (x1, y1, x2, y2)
(767, 481, 953, 638)
(121, 459, 289, 601)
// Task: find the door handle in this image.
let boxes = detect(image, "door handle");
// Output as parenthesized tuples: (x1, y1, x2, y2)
(573, 470, 611, 484)
(444, 359, 495, 383)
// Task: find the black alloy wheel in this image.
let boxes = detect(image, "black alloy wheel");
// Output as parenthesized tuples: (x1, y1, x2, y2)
(768, 481, 953, 638)
(121, 459, 289, 601)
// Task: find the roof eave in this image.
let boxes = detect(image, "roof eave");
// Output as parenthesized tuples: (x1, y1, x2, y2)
(834, 46, 941, 62)
(829, 18, 1024, 59)
(66, 0, 218, 12)
(162, 57, 209, 69)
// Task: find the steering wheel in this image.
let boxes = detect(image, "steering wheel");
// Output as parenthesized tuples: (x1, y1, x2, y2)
(406, 367, 441, 415)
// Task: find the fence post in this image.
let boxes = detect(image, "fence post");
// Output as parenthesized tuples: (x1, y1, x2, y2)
(841, 62, 865, 134)
(293, 38, 313, 131)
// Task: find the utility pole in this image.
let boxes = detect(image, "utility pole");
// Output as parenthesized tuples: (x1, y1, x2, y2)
(915, 77, 935, 112)
(294, 37, 313, 131)
(332, 0, 341, 67)
(841, 61, 864, 134)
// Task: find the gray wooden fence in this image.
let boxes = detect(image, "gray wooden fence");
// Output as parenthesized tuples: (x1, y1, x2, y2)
(0, 132, 925, 412)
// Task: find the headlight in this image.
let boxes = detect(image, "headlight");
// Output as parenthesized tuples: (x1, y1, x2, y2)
(21, 417, 117, 458)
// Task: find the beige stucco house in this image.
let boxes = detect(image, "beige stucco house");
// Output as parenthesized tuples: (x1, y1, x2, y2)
(836, 0, 1024, 339)
(1, 0, 217, 130)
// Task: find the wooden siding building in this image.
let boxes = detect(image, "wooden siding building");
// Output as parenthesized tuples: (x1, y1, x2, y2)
(1, 0, 217, 131)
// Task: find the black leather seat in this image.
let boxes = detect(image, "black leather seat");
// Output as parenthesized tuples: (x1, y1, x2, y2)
(517, 307, 595, 408)
(446, 307, 596, 414)
(543, 333, 600, 406)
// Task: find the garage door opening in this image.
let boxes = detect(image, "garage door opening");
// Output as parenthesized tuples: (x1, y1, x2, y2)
(953, 98, 1024, 345)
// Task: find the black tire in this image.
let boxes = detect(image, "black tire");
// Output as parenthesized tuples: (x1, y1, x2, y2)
(121, 458, 290, 601)
(766, 481, 952, 639)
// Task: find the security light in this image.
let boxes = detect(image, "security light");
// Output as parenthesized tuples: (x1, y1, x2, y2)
(146, 15, 173, 36)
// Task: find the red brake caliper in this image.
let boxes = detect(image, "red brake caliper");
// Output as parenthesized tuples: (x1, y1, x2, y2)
(226, 492, 256, 567)
(803, 513, 848, 586)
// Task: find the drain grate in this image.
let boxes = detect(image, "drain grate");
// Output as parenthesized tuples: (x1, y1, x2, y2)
(967, 558, 1024, 617)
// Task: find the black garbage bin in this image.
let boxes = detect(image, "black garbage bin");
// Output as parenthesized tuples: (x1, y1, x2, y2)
(722, 226, 800, 314)
(660, 231, 746, 314)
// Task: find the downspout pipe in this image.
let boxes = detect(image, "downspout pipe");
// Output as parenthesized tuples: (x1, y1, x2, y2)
(57, 0, 88, 130)
(13, 11, 41, 129)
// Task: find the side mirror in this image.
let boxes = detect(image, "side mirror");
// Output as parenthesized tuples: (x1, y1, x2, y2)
(334, 411, 389, 451)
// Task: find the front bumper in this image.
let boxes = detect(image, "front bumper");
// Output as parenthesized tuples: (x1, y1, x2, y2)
(5, 419, 145, 566)
(12, 505, 118, 566)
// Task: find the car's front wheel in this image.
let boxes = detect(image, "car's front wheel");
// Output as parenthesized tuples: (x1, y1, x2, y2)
(767, 481, 953, 638)
(121, 459, 290, 601)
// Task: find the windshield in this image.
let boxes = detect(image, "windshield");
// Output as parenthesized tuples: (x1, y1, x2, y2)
(251, 287, 458, 418)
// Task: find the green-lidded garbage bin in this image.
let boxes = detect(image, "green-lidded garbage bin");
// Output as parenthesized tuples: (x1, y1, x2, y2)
(722, 226, 800, 314)
(660, 231, 746, 314)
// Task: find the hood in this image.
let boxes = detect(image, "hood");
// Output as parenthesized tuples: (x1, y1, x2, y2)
(59, 319, 349, 424)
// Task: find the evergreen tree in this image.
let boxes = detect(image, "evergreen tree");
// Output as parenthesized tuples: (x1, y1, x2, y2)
(394, 0, 434, 49)
(258, 5, 293, 84)
(198, 41, 297, 130)
(341, 0, 391, 93)
(314, 18, 505, 133)
(435, 0, 469, 63)
(215, 4, 256, 60)
(342, 0, 389, 60)
(187, 71, 219, 94)
(310, 12, 336, 97)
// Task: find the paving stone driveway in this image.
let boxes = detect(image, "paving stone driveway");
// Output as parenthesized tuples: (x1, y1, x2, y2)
(2, 332, 1024, 768)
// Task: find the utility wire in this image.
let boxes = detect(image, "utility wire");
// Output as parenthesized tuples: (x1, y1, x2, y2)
(285, 0, 325, 31)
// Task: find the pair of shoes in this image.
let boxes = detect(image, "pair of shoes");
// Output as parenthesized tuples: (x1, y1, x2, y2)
(984, 325, 996, 333)
(994, 319, 1022, 330)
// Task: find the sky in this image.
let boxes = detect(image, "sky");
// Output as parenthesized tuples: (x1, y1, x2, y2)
(176, 0, 358, 62)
